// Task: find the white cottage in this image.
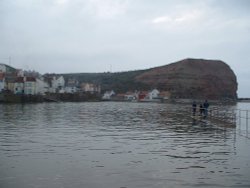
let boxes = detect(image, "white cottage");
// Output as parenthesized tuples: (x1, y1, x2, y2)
(148, 89, 160, 100)
(44, 75, 65, 93)
(102, 90, 115, 100)
(36, 78, 49, 95)
(52, 76, 65, 93)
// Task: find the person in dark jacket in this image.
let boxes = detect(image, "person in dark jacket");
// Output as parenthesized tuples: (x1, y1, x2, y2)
(199, 104, 204, 116)
(192, 101, 197, 116)
(203, 100, 209, 118)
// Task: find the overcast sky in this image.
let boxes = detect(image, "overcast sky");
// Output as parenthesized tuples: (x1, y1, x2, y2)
(0, 0, 249, 97)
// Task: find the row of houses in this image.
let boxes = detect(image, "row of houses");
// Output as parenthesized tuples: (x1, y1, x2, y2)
(1, 63, 168, 102)
(0, 64, 100, 95)
(102, 89, 171, 102)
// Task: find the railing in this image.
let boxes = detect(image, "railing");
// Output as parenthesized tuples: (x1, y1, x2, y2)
(208, 107, 237, 125)
(186, 106, 250, 138)
(236, 109, 249, 131)
(186, 106, 237, 125)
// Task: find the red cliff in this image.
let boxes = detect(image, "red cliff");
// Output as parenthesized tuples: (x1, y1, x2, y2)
(135, 58, 238, 100)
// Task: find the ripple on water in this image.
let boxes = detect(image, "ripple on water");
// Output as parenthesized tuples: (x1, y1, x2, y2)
(0, 102, 249, 188)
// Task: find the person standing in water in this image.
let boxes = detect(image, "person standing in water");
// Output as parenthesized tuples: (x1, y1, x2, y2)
(192, 101, 197, 116)
(199, 104, 204, 116)
(203, 100, 209, 118)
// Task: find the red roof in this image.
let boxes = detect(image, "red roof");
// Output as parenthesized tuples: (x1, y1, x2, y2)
(26, 77, 36, 82)
(15, 77, 24, 83)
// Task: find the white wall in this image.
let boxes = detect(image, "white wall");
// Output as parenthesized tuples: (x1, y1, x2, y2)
(65, 86, 78, 93)
(36, 78, 49, 95)
(149, 89, 160, 99)
(24, 82, 36, 95)
(14, 83, 24, 94)
(52, 76, 65, 89)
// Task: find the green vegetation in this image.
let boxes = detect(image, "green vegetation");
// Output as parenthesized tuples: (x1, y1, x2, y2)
(62, 70, 150, 93)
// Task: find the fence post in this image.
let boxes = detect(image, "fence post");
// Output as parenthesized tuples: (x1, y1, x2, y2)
(232, 110, 235, 123)
(239, 110, 241, 129)
(234, 110, 236, 124)
(246, 110, 248, 133)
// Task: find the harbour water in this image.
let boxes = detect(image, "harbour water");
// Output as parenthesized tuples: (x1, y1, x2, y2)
(0, 102, 250, 188)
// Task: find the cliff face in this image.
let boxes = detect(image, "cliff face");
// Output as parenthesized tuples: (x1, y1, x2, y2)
(135, 58, 238, 100)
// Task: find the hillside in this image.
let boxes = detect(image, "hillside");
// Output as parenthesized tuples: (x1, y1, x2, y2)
(62, 70, 150, 93)
(136, 58, 237, 100)
(61, 58, 238, 100)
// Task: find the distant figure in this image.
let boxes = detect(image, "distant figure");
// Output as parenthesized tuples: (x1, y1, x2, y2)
(192, 101, 197, 116)
(203, 100, 210, 118)
(199, 104, 204, 116)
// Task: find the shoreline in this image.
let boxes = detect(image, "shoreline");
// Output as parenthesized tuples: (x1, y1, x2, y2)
(0, 93, 238, 105)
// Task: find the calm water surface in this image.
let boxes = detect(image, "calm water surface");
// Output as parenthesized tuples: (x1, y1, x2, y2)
(0, 102, 250, 188)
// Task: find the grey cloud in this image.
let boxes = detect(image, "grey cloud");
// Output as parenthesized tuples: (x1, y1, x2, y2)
(0, 0, 249, 97)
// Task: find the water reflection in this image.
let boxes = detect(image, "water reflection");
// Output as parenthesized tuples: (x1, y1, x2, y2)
(0, 102, 250, 188)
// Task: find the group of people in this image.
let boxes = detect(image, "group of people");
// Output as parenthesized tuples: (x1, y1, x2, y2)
(192, 100, 209, 118)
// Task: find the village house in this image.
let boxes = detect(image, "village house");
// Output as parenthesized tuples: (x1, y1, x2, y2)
(0, 64, 25, 93)
(52, 76, 65, 93)
(137, 91, 149, 101)
(102, 90, 115, 100)
(111, 91, 137, 101)
(64, 87, 77, 93)
(124, 91, 137, 101)
(0, 64, 16, 92)
(65, 78, 79, 93)
(12, 76, 51, 95)
(43, 75, 65, 93)
(81, 83, 101, 94)
(64, 86, 78, 93)
(159, 91, 171, 100)
(0, 65, 67, 96)
(5, 75, 16, 93)
(14, 77, 24, 94)
(136, 89, 161, 102)
(148, 89, 160, 100)
(0, 73, 5, 92)
(24, 77, 36, 95)
(36, 77, 49, 95)
(13, 76, 49, 95)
